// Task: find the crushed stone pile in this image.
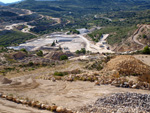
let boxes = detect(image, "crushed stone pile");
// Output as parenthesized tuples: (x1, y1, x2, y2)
(104, 55, 150, 75)
(80, 93, 150, 113)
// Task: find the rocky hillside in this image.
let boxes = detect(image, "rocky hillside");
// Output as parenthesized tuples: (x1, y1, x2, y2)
(136, 25, 150, 46)
(114, 24, 150, 52)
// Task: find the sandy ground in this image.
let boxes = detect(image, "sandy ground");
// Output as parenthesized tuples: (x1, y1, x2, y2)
(134, 55, 150, 66)
(0, 79, 150, 112)
(0, 56, 150, 112)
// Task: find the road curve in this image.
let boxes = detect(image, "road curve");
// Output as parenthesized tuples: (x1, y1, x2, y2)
(78, 34, 114, 53)
(132, 25, 145, 46)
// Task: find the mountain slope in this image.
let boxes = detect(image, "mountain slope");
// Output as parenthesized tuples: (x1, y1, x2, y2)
(10, 0, 150, 17)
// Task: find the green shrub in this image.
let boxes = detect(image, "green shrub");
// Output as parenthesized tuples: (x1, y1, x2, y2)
(20, 48, 27, 53)
(0, 46, 7, 53)
(75, 50, 81, 54)
(80, 48, 86, 54)
(75, 48, 86, 54)
(36, 50, 43, 57)
(51, 41, 56, 46)
(143, 34, 147, 38)
(70, 29, 80, 34)
(60, 55, 68, 60)
(28, 61, 34, 66)
(54, 71, 64, 76)
(142, 46, 150, 54)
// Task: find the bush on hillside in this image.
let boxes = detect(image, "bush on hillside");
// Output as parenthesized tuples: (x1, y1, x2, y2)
(51, 41, 56, 46)
(36, 50, 43, 57)
(28, 61, 34, 66)
(60, 55, 68, 60)
(70, 29, 80, 34)
(20, 48, 27, 53)
(76, 48, 86, 54)
(143, 34, 147, 38)
(54, 71, 65, 76)
(142, 46, 150, 54)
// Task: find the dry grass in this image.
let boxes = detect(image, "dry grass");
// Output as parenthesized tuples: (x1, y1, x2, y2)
(5, 60, 86, 79)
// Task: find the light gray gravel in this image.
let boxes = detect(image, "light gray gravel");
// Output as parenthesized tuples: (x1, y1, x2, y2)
(80, 92, 150, 113)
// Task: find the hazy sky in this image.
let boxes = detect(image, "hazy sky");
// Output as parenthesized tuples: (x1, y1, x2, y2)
(0, 0, 22, 3)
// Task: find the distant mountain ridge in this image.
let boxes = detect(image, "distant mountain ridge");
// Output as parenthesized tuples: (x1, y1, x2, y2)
(0, 0, 24, 6)
(0, 2, 6, 6)
(10, 0, 150, 17)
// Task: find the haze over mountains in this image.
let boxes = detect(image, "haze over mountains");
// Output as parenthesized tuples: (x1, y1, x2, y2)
(0, 2, 7, 6)
(0, 0, 24, 6)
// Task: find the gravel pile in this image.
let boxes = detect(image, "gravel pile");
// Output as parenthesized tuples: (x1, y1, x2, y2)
(104, 55, 150, 75)
(80, 93, 150, 113)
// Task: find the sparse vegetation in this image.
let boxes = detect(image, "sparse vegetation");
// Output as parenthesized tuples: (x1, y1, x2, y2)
(69, 29, 80, 34)
(36, 50, 43, 57)
(0, 46, 7, 53)
(143, 34, 147, 39)
(76, 48, 86, 54)
(85, 61, 103, 71)
(20, 48, 28, 53)
(60, 55, 68, 60)
(51, 41, 56, 46)
(142, 46, 150, 54)
(54, 71, 67, 76)
(0, 30, 36, 47)
(28, 61, 34, 66)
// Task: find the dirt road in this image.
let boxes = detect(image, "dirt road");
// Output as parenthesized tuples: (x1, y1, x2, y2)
(132, 25, 146, 47)
(78, 34, 114, 53)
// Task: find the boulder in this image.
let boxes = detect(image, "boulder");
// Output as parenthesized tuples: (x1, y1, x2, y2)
(56, 106, 66, 112)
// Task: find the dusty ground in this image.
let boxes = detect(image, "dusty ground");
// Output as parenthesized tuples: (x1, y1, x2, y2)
(4, 60, 86, 79)
(0, 79, 150, 113)
(0, 55, 150, 113)
(134, 55, 150, 66)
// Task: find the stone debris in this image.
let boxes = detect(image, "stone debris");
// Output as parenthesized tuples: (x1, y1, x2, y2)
(38, 73, 99, 82)
(80, 93, 150, 113)
(98, 75, 150, 90)
(38, 72, 150, 91)
(0, 92, 74, 113)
